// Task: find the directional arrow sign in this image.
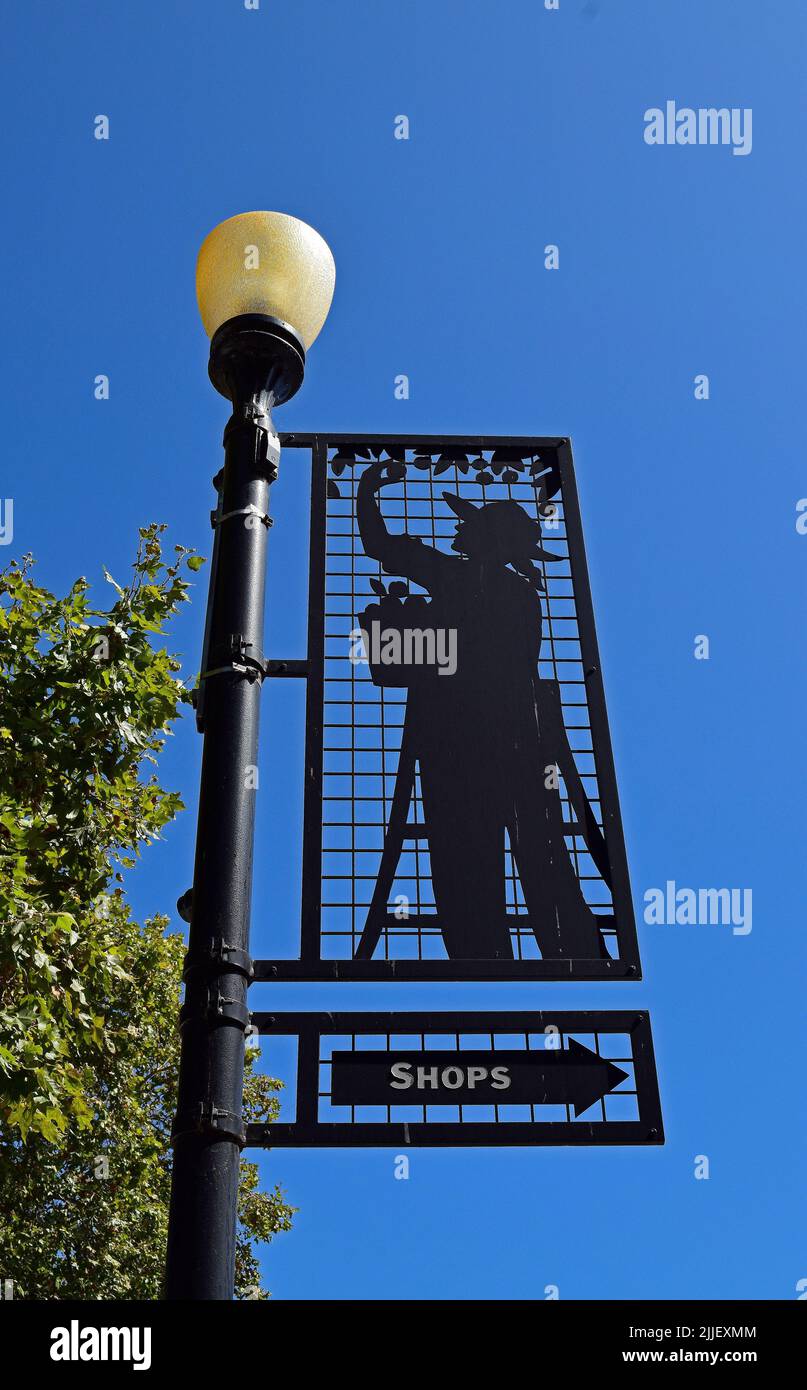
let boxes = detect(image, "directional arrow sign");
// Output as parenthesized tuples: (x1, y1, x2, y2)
(246, 1011, 664, 1147)
(331, 1041, 628, 1117)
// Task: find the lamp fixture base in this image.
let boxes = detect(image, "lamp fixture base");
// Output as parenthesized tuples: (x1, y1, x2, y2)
(208, 313, 306, 406)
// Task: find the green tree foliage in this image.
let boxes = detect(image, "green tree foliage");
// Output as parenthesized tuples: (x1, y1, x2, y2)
(0, 527, 292, 1298)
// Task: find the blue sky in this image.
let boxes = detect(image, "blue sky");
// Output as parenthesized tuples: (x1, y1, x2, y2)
(3, 1, 806, 1299)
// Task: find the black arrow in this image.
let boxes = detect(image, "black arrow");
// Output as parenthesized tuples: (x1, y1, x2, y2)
(330, 1040, 628, 1117)
(526, 1039, 629, 1117)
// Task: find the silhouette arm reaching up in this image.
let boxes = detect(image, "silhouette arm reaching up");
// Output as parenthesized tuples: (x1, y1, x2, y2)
(356, 461, 457, 592)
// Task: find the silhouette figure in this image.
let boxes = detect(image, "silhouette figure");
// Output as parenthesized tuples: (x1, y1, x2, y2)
(355, 460, 611, 961)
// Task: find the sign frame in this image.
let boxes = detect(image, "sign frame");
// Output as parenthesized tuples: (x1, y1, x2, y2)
(256, 435, 641, 982)
(246, 1010, 664, 1148)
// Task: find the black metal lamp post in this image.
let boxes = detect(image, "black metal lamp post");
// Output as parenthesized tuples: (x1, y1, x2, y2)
(165, 212, 335, 1300)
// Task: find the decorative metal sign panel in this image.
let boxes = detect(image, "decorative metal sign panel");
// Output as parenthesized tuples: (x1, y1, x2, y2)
(256, 435, 640, 981)
(246, 1011, 663, 1148)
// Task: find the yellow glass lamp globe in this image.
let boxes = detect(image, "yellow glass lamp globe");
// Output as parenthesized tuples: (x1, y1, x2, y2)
(196, 211, 336, 351)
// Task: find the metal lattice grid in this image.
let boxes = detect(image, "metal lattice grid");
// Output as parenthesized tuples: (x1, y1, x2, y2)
(324, 447, 610, 959)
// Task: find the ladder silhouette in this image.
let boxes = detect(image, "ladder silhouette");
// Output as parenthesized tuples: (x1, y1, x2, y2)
(353, 680, 612, 961)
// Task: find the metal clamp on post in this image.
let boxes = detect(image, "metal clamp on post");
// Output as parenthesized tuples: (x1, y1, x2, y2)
(180, 986, 251, 1031)
(224, 397, 281, 482)
(199, 633, 267, 685)
(171, 1101, 247, 1148)
(183, 938, 254, 983)
(210, 502, 273, 531)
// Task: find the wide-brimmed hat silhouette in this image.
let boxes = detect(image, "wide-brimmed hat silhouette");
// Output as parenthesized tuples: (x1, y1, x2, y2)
(443, 492, 561, 563)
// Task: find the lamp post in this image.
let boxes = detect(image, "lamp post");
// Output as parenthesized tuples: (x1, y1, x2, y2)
(165, 212, 335, 1300)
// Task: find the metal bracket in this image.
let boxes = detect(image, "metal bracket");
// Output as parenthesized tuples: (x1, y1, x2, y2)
(199, 633, 266, 685)
(210, 503, 273, 530)
(264, 659, 309, 678)
(180, 987, 251, 1031)
(191, 653, 306, 717)
(223, 401, 281, 481)
(183, 938, 254, 983)
(200, 660, 263, 683)
(172, 1101, 247, 1147)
